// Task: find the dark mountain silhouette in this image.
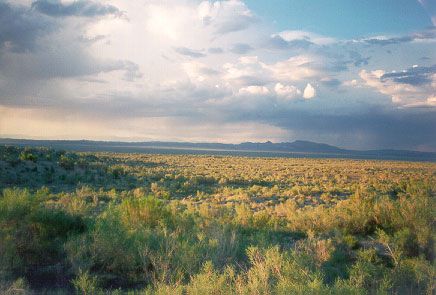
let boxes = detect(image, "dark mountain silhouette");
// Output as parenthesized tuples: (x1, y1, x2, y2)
(0, 138, 434, 161)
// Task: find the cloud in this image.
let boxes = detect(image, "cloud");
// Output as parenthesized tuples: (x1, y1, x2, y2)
(380, 64, 436, 86)
(274, 83, 301, 100)
(183, 61, 220, 82)
(230, 43, 253, 54)
(349, 51, 370, 67)
(320, 78, 341, 88)
(0, 105, 291, 144)
(0, 43, 142, 81)
(121, 61, 143, 81)
(269, 35, 313, 50)
(208, 47, 224, 54)
(197, 0, 257, 34)
(223, 55, 327, 87)
(267, 107, 436, 151)
(78, 34, 106, 44)
(238, 85, 269, 96)
(0, 0, 142, 114)
(1, 0, 435, 151)
(223, 56, 272, 86)
(270, 55, 326, 82)
(0, 2, 55, 52)
(32, 0, 123, 18)
(360, 28, 436, 46)
(359, 65, 436, 107)
(174, 47, 206, 58)
(270, 30, 335, 49)
(303, 83, 316, 99)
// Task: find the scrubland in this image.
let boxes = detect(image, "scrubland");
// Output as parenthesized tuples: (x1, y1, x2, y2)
(0, 146, 435, 294)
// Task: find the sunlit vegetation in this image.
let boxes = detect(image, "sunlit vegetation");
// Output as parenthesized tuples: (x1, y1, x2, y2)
(0, 145, 435, 294)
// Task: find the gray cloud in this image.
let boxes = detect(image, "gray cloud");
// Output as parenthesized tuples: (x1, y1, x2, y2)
(32, 0, 122, 18)
(0, 2, 55, 52)
(269, 35, 314, 50)
(349, 51, 370, 66)
(174, 47, 206, 58)
(230, 43, 253, 54)
(362, 28, 436, 46)
(381, 65, 436, 86)
(0, 43, 142, 80)
(78, 34, 106, 44)
(117, 61, 143, 81)
(215, 15, 257, 34)
(320, 78, 341, 88)
(197, 67, 220, 76)
(0, 1, 140, 91)
(278, 108, 436, 151)
(301, 59, 348, 73)
(208, 47, 224, 54)
(221, 103, 436, 151)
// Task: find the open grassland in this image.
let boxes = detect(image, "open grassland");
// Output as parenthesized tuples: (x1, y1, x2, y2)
(0, 146, 435, 294)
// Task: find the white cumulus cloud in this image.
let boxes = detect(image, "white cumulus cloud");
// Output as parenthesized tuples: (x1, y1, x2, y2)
(303, 83, 316, 99)
(274, 83, 301, 100)
(238, 85, 270, 96)
(197, 0, 257, 34)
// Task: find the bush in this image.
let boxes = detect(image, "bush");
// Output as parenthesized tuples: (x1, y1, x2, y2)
(0, 188, 85, 287)
(72, 270, 100, 295)
(59, 154, 77, 170)
(19, 149, 37, 162)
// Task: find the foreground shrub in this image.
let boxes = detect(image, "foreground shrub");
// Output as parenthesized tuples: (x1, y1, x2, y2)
(67, 196, 242, 289)
(0, 188, 85, 287)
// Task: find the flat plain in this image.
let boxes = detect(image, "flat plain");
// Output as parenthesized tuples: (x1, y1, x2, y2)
(0, 145, 435, 294)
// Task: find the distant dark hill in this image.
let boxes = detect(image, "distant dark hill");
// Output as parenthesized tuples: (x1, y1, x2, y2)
(238, 140, 345, 153)
(0, 138, 435, 162)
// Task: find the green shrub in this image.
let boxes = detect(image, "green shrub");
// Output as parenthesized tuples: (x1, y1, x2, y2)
(0, 188, 85, 286)
(19, 150, 37, 162)
(59, 154, 77, 170)
(72, 270, 100, 295)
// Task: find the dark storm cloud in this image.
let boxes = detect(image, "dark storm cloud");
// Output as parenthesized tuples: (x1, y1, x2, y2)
(0, 0, 141, 103)
(0, 2, 55, 52)
(226, 105, 436, 151)
(31, 0, 122, 18)
(229, 43, 253, 54)
(381, 65, 436, 86)
(174, 47, 206, 58)
(286, 109, 436, 150)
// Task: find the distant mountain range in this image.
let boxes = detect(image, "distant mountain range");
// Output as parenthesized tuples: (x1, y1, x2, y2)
(0, 138, 435, 162)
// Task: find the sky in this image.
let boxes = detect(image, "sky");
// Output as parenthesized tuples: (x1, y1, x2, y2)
(0, 0, 435, 151)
